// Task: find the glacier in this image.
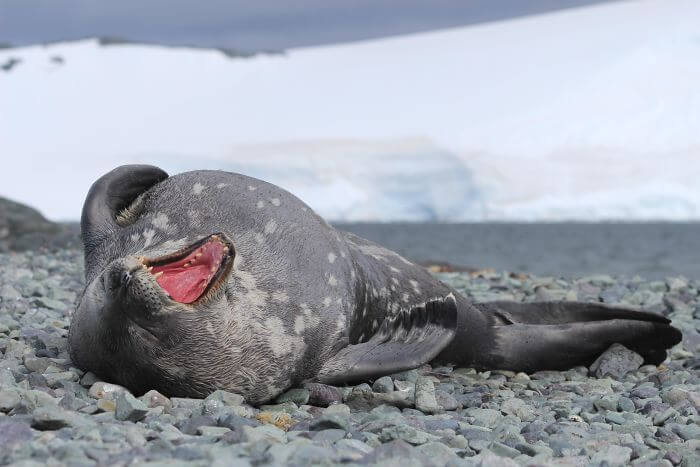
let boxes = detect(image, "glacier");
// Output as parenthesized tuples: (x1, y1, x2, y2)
(0, 0, 698, 221)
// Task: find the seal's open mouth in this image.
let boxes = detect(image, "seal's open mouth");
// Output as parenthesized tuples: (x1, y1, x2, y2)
(140, 234, 234, 304)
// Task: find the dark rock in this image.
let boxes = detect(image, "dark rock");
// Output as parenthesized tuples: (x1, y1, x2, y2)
(114, 392, 148, 422)
(304, 382, 344, 407)
(589, 343, 644, 379)
(362, 439, 436, 466)
(176, 415, 217, 435)
(309, 414, 350, 432)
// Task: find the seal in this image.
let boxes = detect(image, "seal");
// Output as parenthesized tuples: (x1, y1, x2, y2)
(68, 165, 682, 404)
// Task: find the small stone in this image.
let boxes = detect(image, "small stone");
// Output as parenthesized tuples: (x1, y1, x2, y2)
(417, 441, 460, 464)
(240, 424, 287, 443)
(96, 398, 116, 412)
(500, 398, 535, 421)
(276, 388, 310, 405)
(204, 389, 245, 407)
(305, 383, 344, 407)
(589, 343, 644, 379)
(489, 441, 522, 458)
(31, 406, 74, 430)
(88, 381, 128, 400)
(372, 376, 394, 393)
(140, 389, 172, 411)
(0, 389, 21, 413)
(79, 371, 99, 387)
(31, 297, 67, 311)
(312, 428, 346, 443)
(309, 414, 349, 432)
(197, 426, 231, 437)
(415, 376, 441, 414)
(177, 415, 217, 435)
(257, 411, 294, 430)
(114, 391, 149, 422)
(391, 369, 419, 382)
(323, 403, 351, 416)
(590, 445, 633, 466)
(435, 390, 460, 411)
(23, 356, 50, 373)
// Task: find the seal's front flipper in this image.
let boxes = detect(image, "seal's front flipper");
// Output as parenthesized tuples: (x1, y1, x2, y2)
(472, 301, 682, 372)
(316, 295, 458, 385)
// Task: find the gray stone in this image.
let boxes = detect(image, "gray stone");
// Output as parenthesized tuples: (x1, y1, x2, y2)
(275, 388, 310, 405)
(590, 343, 644, 379)
(373, 376, 395, 393)
(31, 406, 74, 430)
(304, 382, 344, 407)
(590, 445, 633, 466)
(415, 376, 442, 414)
(204, 389, 245, 407)
(114, 391, 149, 422)
(435, 390, 461, 411)
(0, 389, 21, 413)
(309, 414, 350, 432)
(140, 389, 172, 411)
(417, 441, 460, 464)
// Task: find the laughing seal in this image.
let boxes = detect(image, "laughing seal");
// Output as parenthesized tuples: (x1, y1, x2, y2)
(68, 165, 682, 404)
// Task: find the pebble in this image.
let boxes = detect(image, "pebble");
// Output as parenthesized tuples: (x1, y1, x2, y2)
(589, 343, 645, 379)
(415, 376, 442, 414)
(114, 392, 149, 422)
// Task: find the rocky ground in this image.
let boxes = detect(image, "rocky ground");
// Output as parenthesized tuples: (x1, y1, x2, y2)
(0, 248, 698, 466)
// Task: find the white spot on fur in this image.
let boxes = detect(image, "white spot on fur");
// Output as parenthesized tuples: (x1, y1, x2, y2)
(264, 220, 277, 235)
(256, 200, 265, 209)
(390, 266, 401, 273)
(294, 316, 305, 335)
(130, 233, 140, 242)
(143, 229, 156, 248)
(391, 277, 400, 285)
(402, 293, 410, 303)
(248, 185, 257, 191)
(192, 183, 205, 195)
(323, 297, 332, 307)
(328, 275, 337, 287)
(340, 251, 346, 258)
(264, 317, 293, 357)
(410, 280, 421, 294)
(151, 212, 170, 231)
(272, 291, 289, 303)
(328, 253, 336, 264)
(217, 183, 228, 189)
(301, 207, 308, 212)
(270, 198, 281, 206)
(254, 233, 264, 244)
(350, 270, 356, 280)
(336, 314, 346, 333)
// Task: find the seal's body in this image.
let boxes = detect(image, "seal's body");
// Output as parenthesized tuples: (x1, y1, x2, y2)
(69, 166, 681, 404)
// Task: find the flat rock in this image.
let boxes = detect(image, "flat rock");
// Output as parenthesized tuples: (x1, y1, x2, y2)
(114, 391, 149, 422)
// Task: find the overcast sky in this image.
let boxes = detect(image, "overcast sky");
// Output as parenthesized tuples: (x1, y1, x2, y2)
(1, 0, 618, 51)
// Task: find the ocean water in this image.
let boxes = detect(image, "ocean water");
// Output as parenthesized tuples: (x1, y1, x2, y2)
(335, 222, 700, 280)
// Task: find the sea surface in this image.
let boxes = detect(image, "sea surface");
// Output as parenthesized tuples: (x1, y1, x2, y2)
(335, 222, 700, 280)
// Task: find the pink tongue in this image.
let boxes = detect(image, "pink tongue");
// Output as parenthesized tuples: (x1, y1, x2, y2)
(150, 241, 225, 303)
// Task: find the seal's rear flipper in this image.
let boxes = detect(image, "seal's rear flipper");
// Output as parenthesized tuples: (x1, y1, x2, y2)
(473, 301, 682, 371)
(316, 295, 458, 385)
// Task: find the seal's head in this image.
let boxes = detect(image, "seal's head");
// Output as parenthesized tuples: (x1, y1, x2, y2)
(68, 166, 236, 397)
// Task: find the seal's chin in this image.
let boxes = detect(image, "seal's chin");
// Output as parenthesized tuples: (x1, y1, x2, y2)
(140, 234, 234, 304)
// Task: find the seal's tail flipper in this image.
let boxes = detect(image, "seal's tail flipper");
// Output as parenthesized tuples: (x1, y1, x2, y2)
(472, 301, 682, 371)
